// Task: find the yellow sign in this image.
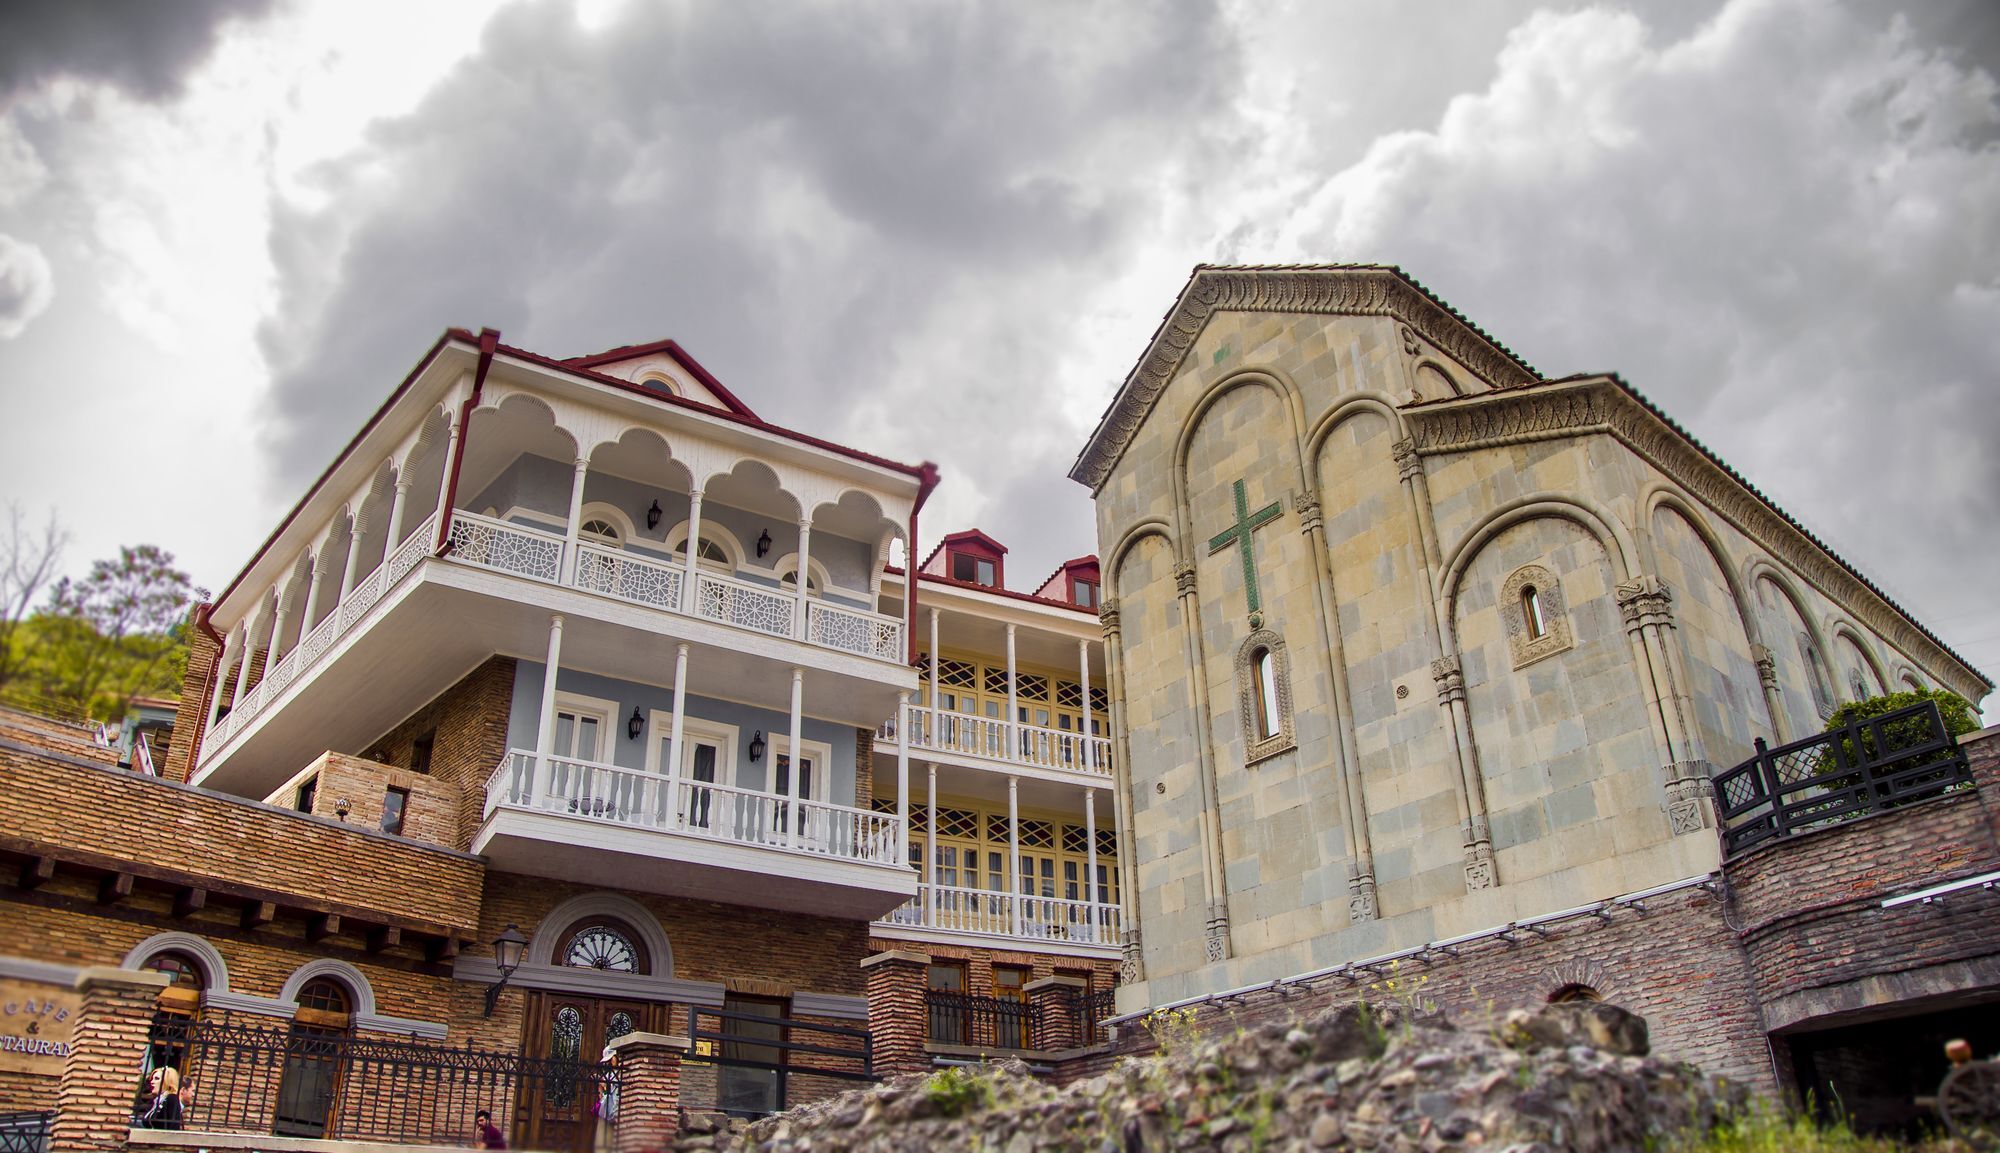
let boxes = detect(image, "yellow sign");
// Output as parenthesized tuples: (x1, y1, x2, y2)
(0, 978, 81, 1076)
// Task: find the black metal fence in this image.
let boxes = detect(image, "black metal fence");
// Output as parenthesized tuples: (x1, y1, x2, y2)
(0, 1111, 49, 1153)
(925, 989, 1042, 1050)
(680, 1006, 874, 1119)
(1713, 700, 1971, 856)
(139, 1014, 615, 1149)
(1068, 987, 1117, 1045)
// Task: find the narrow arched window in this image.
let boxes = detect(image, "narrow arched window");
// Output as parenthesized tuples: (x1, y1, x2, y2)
(1522, 585, 1546, 640)
(1252, 648, 1280, 740)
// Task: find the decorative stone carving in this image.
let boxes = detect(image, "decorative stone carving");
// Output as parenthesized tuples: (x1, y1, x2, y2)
(1391, 437, 1423, 482)
(1236, 629, 1298, 765)
(1294, 493, 1323, 534)
(1099, 599, 1121, 638)
(1501, 565, 1573, 669)
(1616, 575, 1675, 633)
(1400, 377, 1979, 697)
(1173, 562, 1198, 596)
(1121, 931, 1145, 985)
(1348, 875, 1379, 922)
(1431, 654, 1465, 705)
(1069, 266, 1539, 492)
(1400, 324, 1421, 356)
(1463, 855, 1496, 891)
(1663, 765, 1715, 835)
(1751, 643, 1778, 690)
(1204, 917, 1230, 963)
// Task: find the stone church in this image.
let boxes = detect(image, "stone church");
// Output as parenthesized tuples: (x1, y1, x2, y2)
(1070, 264, 1991, 1010)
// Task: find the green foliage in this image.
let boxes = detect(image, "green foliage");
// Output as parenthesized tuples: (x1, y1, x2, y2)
(1670, 1102, 1952, 1152)
(922, 1066, 991, 1118)
(1823, 688, 1978, 742)
(3, 544, 200, 721)
(1141, 1005, 1203, 1056)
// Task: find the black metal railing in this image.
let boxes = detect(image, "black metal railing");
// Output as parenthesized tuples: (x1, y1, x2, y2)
(924, 990, 1044, 1050)
(1713, 700, 1971, 856)
(1067, 987, 1117, 1045)
(0, 1111, 49, 1153)
(681, 1007, 874, 1119)
(138, 1014, 615, 1149)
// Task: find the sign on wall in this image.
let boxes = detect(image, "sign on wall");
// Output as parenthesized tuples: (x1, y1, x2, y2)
(0, 978, 80, 1076)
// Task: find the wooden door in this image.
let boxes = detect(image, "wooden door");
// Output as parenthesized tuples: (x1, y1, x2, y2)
(517, 993, 663, 1153)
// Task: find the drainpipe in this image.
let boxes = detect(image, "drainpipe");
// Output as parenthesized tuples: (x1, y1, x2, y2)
(435, 328, 501, 553)
(907, 462, 940, 667)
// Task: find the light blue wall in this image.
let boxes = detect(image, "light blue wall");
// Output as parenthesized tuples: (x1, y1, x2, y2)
(468, 454, 876, 607)
(506, 661, 860, 806)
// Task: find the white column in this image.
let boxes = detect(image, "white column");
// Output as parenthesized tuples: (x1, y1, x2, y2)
(925, 763, 938, 925)
(1007, 775, 1022, 938)
(927, 607, 941, 747)
(786, 666, 804, 847)
(534, 615, 566, 786)
(1078, 638, 1095, 774)
(205, 634, 238, 732)
(337, 518, 367, 601)
(1005, 623, 1019, 763)
(680, 490, 704, 614)
(560, 457, 589, 583)
(793, 519, 812, 640)
(1085, 788, 1101, 942)
(266, 588, 295, 669)
(895, 691, 911, 864)
(298, 552, 325, 635)
(667, 643, 690, 823)
(433, 414, 460, 531)
(383, 477, 413, 560)
(232, 622, 258, 701)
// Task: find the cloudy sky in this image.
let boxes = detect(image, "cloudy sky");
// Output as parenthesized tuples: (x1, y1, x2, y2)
(1, 0, 1995, 707)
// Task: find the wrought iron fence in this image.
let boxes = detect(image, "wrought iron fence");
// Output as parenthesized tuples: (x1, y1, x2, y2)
(0, 1111, 49, 1153)
(140, 1014, 615, 1149)
(1713, 700, 1971, 856)
(1067, 987, 1118, 1045)
(681, 1007, 874, 1119)
(923, 990, 1043, 1051)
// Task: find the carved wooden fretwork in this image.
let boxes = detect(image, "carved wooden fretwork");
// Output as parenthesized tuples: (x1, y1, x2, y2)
(1069, 266, 1539, 491)
(1405, 377, 1987, 697)
(1502, 565, 1573, 670)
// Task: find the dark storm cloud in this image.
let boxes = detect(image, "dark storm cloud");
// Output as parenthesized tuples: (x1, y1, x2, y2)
(0, 0, 276, 102)
(258, 0, 1244, 577)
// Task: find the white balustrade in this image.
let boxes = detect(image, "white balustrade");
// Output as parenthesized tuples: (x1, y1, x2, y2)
(892, 708, 1113, 778)
(806, 600, 904, 662)
(485, 748, 905, 868)
(571, 543, 684, 612)
(693, 572, 795, 639)
(881, 883, 1121, 945)
(445, 511, 564, 582)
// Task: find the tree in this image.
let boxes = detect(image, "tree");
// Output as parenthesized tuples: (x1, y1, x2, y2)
(0, 502, 68, 691)
(27, 545, 199, 720)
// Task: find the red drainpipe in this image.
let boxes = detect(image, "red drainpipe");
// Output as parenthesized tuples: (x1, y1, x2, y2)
(434, 328, 501, 553)
(184, 603, 225, 777)
(907, 463, 941, 666)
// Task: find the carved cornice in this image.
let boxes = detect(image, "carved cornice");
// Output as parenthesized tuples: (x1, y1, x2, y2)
(1405, 377, 1990, 698)
(1069, 265, 1539, 492)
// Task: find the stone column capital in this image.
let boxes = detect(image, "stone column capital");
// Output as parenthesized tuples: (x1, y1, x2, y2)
(1392, 437, 1423, 481)
(1431, 654, 1465, 704)
(1173, 563, 1198, 596)
(1616, 575, 1675, 630)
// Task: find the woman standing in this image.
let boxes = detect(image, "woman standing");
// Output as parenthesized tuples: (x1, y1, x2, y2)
(134, 1067, 185, 1130)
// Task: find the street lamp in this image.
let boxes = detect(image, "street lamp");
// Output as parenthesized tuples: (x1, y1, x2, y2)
(482, 924, 529, 1017)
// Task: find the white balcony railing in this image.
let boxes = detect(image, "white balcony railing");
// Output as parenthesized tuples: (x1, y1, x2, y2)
(882, 708, 1112, 778)
(445, 511, 564, 582)
(693, 571, 795, 639)
(199, 513, 438, 767)
(879, 882, 1121, 946)
(485, 748, 905, 868)
(571, 542, 684, 611)
(807, 600, 902, 662)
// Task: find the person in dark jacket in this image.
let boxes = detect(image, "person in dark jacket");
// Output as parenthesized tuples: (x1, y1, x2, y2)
(135, 1067, 184, 1130)
(473, 1109, 507, 1149)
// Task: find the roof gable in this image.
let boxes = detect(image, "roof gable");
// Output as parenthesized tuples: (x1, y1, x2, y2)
(563, 338, 759, 419)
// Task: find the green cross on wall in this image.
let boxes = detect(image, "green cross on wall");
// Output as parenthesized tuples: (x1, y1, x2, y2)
(1207, 478, 1284, 616)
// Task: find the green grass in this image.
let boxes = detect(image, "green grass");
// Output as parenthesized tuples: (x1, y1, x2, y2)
(1671, 1109, 1960, 1152)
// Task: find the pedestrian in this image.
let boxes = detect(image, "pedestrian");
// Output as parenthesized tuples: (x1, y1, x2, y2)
(472, 1108, 507, 1149)
(134, 1067, 184, 1130)
(591, 1046, 619, 1153)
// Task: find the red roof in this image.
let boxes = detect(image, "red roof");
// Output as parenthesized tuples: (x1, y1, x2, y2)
(561, 337, 759, 420)
(883, 566, 1100, 617)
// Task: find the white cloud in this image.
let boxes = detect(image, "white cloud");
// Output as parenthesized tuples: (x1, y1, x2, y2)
(0, 235, 54, 339)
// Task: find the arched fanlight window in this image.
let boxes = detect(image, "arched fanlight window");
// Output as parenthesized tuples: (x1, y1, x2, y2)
(695, 539, 728, 566)
(579, 518, 621, 544)
(559, 918, 649, 974)
(779, 567, 823, 598)
(1235, 630, 1295, 763)
(1521, 585, 1546, 640)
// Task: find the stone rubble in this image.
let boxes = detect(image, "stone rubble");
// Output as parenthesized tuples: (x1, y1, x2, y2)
(668, 1001, 1746, 1152)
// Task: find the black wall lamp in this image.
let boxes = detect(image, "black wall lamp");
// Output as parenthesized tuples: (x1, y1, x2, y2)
(646, 500, 662, 531)
(482, 924, 529, 1017)
(756, 530, 772, 559)
(748, 730, 766, 762)
(627, 707, 645, 741)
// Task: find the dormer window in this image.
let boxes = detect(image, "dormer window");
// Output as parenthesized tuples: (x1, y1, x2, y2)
(1072, 580, 1098, 609)
(952, 552, 997, 587)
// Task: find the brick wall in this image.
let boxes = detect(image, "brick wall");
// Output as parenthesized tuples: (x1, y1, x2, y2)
(0, 708, 119, 769)
(0, 739, 483, 936)
(162, 611, 221, 785)
(1966, 726, 2000, 842)
(359, 657, 516, 851)
(263, 752, 461, 849)
(853, 729, 873, 809)
(866, 938, 1119, 996)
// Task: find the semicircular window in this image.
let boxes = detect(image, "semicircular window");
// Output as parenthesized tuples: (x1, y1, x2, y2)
(561, 920, 645, 973)
(580, 518, 621, 544)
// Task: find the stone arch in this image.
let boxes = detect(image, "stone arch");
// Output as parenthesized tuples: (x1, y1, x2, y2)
(1440, 496, 1638, 649)
(1746, 560, 1837, 733)
(1828, 621, 1888, 702)
(1412, 359, 1464, 400)
(1171, 370, 1312, 561)
(123, 932, 231, 992)
(279, 959, 377, 1016)
(526, 893, 675, 976)
(1102, 521, 1174, 596)
(1302, 391, 1408, 473)
(1895, 666, 1927, 692)
(1645, 492, 1774, 758)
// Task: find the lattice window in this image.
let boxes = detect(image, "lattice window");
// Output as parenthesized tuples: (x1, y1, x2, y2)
(938, 659, 978, 690)
(984, 665, 1010, 694)
(937, 808, 979, 839)
(1090, 687, 1108, 713)
(1096, 830, 1119, 858)
(1020, 820, 1054, 849)
(1055, 680, 1084, 710)
(1017, 674, 1049, 702)
(985, 814, 1009, 841)
(1062, 824, 1088, 854)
